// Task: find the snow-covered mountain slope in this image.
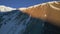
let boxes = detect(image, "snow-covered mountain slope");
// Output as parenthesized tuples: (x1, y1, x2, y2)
(18, 1, 60, 11)
(18, 1, 60, 26)
(0, 5, 16, 12)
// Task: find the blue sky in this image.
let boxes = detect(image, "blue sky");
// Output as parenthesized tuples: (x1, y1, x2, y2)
(0, 0, 57, 8)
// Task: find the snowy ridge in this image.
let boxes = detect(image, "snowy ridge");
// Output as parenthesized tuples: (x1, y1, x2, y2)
(0, 5, 16, 12)
(19, 1, 59, 11)
(0, 1, 59, 12)
(27, 1, 59, 8)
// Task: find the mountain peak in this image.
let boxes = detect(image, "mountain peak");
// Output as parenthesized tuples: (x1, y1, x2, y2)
(0, 5, 16, 12)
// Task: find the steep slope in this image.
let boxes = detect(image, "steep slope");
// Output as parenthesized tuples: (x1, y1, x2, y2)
(0, 1, 60, 34)
(19, 1, 60, 26)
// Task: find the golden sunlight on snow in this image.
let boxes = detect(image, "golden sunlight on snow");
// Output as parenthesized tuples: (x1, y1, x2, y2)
(19, 1, 60, 26)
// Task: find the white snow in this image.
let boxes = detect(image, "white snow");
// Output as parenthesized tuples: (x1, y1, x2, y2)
(0, 5, 16, 12)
